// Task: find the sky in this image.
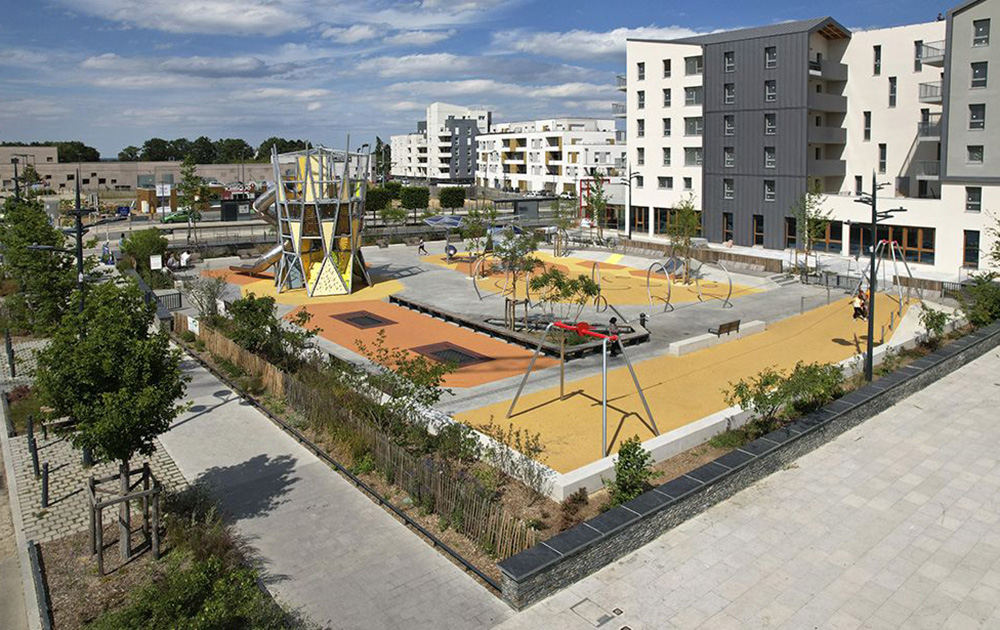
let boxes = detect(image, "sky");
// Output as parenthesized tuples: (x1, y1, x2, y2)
(0, 0, 954, 158)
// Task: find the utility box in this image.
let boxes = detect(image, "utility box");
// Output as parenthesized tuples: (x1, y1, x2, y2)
(220, 200, 239, 222)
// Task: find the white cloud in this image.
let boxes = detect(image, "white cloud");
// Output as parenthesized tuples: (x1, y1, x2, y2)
(235, 87, 331, 101)
(322, 24, 381, 43)
(0, 98, 71, 119)
(386, 79, 614, 100)
(494, 25, 705, 61)
(356, 53, 475, 78)
(383, 30, 454, 47)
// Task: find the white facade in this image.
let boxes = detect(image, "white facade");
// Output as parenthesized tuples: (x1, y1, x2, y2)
(390, 132, 427, 181)
(475, 118, 625, 194)
(625, 40, 705, 235)
(390, 102, 491, 183)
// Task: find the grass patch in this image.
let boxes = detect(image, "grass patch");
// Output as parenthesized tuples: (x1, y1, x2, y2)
(6, 385, 44, 434)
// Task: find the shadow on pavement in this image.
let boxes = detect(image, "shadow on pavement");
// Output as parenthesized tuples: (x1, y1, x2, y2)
(197, 453, 299, 522)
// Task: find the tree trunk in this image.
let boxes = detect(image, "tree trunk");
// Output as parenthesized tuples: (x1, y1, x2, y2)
(119, 460, 132, 560)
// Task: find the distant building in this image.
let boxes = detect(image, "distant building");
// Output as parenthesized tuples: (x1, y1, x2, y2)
(390, 102, 492, 184)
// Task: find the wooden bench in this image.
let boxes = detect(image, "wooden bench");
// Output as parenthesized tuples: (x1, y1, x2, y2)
(709, 320, 741, 336)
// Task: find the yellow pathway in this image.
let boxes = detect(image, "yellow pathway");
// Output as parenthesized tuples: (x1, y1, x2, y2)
(457, 294, 909, 473)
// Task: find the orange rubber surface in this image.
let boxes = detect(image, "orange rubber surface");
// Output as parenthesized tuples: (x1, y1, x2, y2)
(456, 294, 910, 473)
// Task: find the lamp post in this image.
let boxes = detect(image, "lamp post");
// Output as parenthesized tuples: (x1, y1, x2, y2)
(11, 157, 20, 201)
(853, 171, 907, 381)
(620, 169, 641, 240)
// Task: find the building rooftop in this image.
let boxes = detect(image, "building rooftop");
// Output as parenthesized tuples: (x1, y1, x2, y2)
(629, 17, 850, 45)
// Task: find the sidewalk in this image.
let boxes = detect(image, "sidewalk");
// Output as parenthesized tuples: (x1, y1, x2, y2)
(159, 356, 512, 629)
(0, 449, 28, 630)
(499, 349, 1000, 629)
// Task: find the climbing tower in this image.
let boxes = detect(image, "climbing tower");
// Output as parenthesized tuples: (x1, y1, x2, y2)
(270, 143, 372, 296)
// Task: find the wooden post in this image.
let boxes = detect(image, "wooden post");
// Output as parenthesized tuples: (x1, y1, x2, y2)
(26, 414, 33, 441)
(152, 481, 161, 561)
(41, 463, 49, 508)
(560, 334, 565, 401)
(119, 461, 131, 561)
(29, 438, 39, 478)
(88, 478, 96, 555)
(96, 506, 104, 576)
(142, 463, 150, 539)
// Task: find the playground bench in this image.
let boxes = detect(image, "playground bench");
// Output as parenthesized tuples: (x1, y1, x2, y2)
(709, 320, 741, 336)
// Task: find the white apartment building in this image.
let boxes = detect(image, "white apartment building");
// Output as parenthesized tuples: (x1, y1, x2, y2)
(475, 118, 626, 195)
(624, 1, 999, 278)
(390, 102, 491, 184)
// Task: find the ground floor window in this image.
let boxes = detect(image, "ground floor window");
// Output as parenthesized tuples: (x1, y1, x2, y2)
(785, 217, 797, 249)
(752, 214, 765, 246)
(812, 221, 843, 253)
(653, 207, 703, 235)
(630, 206, 649, 232)
(964, 230, 980, 269)
(722, 212, 734, 242)
(849, 224, 935, 264)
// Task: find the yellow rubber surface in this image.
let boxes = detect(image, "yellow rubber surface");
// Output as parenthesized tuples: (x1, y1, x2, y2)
(202, 269, 403, 306)
(456, 294, 910, 473)
(421, 251, 765, 306)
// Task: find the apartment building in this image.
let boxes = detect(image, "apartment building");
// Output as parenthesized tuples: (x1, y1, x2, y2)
(625, 0, 999, 276)
(389, 102, 492, 184)
(475, 118, 626, 194)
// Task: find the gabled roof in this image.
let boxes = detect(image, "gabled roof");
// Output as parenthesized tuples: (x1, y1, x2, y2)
(630, 17, 850, 46)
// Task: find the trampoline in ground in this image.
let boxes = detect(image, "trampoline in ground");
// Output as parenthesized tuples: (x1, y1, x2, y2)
(455, 293, 911, 473)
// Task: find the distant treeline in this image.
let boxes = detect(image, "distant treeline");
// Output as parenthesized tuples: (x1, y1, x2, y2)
(1, 141, 101, 163)
(116, 136, 310, 163)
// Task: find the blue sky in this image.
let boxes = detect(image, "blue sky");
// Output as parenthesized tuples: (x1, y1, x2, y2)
(0, 0, 952, 158)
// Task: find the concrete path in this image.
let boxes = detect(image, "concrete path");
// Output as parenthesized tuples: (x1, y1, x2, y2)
(0, 450, 28, 630)
(498, 349, 1000, 629)
(159, 357, 512, 630)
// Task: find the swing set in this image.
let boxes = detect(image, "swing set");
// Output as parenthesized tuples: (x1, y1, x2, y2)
(853, 239, 921, 316)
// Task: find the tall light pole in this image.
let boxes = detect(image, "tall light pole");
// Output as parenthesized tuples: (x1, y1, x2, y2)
(620, 170, 641, 240)
(854, 171, 907, 381)
(11, 157, 20, 201)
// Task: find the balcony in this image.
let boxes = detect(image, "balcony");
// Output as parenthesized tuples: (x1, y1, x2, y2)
(919, 81, 942, 104)
(807, 92, 847, 113)
(807, 126, 847, 144)
(915, 160, 940, 180)
(917, 113, 943, 140)
(807, 159, 846, 177)
(808, 59, 848, 81)
(917, 40, 946, 67)
(616, 74, 627, 92)
(612, 102, 626, 118)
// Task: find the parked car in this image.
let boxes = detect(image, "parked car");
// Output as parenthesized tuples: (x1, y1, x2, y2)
(161, 209, 200, 224)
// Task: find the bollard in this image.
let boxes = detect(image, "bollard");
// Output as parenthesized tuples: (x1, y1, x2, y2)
(29, 437, 40, 478)
(82, 446, 93, 468)
(42, 422, 47, 440)
(41, 463, 49, 508)
(827, 286, 831, 305)
(801, 296, 806, 315)
(4, 329, 14, 379)
(26, 414, 33, 441)
(890, 311, 895, 330)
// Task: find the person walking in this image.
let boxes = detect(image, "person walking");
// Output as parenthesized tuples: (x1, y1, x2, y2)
(852, 289, 867, 321)
(417, 237, 428, 256)
(608, 317, 621, 357)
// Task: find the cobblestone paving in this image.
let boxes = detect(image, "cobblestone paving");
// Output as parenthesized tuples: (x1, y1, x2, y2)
(500, 350, 1000, 629)
(9, 433, 187, 544)
(0, 339, 46, 392)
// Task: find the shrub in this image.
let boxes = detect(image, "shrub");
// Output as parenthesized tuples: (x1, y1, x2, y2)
(180, 329, 197, 343)
(959, 273, 1000, 328)
(604, 436, 660, 506)
(121, 228, 169, 281)
(784, 362, 844, 415)
(438, 187, 466, 212)
(366, 186, 393, 213)
(559, 488, 589, 530)
(433, 423, 481, 463)
(226, 295, 315, 371)
(918, 303, 950, 349)
(384, 180, 402, 199)
(399, 186, 430, 211)
(725, 361, 844, 430)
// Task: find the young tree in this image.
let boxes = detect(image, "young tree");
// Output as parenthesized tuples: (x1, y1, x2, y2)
(400, 186, 430, 224)
(604, 436, 660, 506)
(121, 228, 169, 283)
(461, 205, 498, 265)
(19, 164, 41, 187)
(378, 205, 408, 241)
(493, 226, 540, 310)
(177, 155, 210, 243)
(584, 172, 609, 239)
(438, 187, 466, 214)
(665, 194, 701, 285)
(227, 294, 316, 371)
(383, 181, 402, 199)
(184, 276, 227, 322)
(529, 267, 600, 321)
(0, 197, 77, 333)
(35, 279, 188, 559)
(549, 192, 578, 256)
(790, 189, 832, 269)
(366, 187, 393, 216)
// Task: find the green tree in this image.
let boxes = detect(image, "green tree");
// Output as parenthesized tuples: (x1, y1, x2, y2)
(959, 273, 1000, 327)
(461, 205, 498, 264)
(400, 186, 430, 211)
(35, 279, 188, 559)
(226, 294, 315, 371)
(177, 155, 210, 242)
(169, 138, 193, 161)
(529, 267, 600, 321)
(790, 189, 832, 268)
(19, 164, 41, 187)
(383, 181, 402, 199)
(0, 197, 77, 333)
(118, 146, 140, 161)
(665, 194, 701, 284)
(438, 187, 466, 214)
(374, 137, 392, 183)
(493, 226, 540, 311)
(121, 228, 169, 283)
(549, 192, 577, 256)
(53, 141, 100, 162)
(378, 205, 408, 241)
(605, 436, 660, 506)
(190, 136, 218, 164)
(256, 137, 307, 161)
(214, 138, 254, 164)
(140, 138, 173, 161)
(584, 171, 609, 239)
(366, 187, 393, 214)
(918, 303, 950, 350)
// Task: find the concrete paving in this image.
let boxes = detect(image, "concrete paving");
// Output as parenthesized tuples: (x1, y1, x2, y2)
(497, 349, 1000, 629)
(158, 355, 512, 630)
(0, 450, 28, 630)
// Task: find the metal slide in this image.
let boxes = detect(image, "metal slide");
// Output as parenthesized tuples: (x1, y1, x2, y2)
(250, 188, 278, 226)
(229, 243, 284, 276)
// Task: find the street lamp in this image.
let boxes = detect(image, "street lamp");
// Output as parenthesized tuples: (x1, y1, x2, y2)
(854, 171, 907, 381)
(11, 157, 20, 201)
(619, 170, 641, 240)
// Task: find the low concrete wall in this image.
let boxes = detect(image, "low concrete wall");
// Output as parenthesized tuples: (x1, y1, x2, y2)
(497, 320, 1000, 609)
(667, 320, 766, 356)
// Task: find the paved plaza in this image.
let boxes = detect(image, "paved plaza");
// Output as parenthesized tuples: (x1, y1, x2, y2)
(498, 349, 1000, 629)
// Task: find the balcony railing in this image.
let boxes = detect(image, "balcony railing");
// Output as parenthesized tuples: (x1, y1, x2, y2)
(808, 92, 848, 113)
(917, 40, 946, 66)
(807, 126, 847, 144)
(916, 160, 941, 178)
(919, 81, 943, 103)
(616, 74, 627, 91)
(611, 102, 626, 117)
(808, 59, 848, 81)
(917, 113, 943, 138)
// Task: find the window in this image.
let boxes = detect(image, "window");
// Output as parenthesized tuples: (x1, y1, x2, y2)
(636, 147, 645, 166)
(685, 86, 703, 106)
(966, 186, 982, 212)
(752, 214, 765, 245)
(855, 175, 864, 196)
(764, 113, 776, 135)
(724, 51, 735, 73)
(637, 90, 645, 109)
(724, 147, 735, 167)
(663, 88, 672, 107)
(662, 147, 671, 166)
(637, 61, 645, 80)
(723, 178, 735, 199)
(635, 175, 644, 188)
(684, 117, 703, 136)
(765, 80, 777, 102)
(763, 180, 776, 202)
(724, 83, 736, 104)
(914, 40, 923, 72)
(637, 119, 645, 138)
(974, 19, 990, 47)
(850, 224, 935, 263)
(972, 62, 988, 88)
(662, 118, 672, 136)
(764, 146, 776, 168)
(968, 145, 984, 163)
(723, 212, 734, 241)
(863, 111, 872, 141)
(888, 77, 897, 107)
(765, 46, 778, 69)
(630, 206, 648, 232)
(658, 176, 673, 189)
(970, 104, 986, 130)
(785, 217, 798, 249)
(724, 115, 736, 136)
(684, 177, 693, 190)
(812, 221, 844, 253)
(684, 147, 703, 166)
(964, 231, 981, 268)
(874, 45, 882, 75)
(878, 143, 887, 173)
(685, 55, 704, 75)
(663, 59, 672, 78)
